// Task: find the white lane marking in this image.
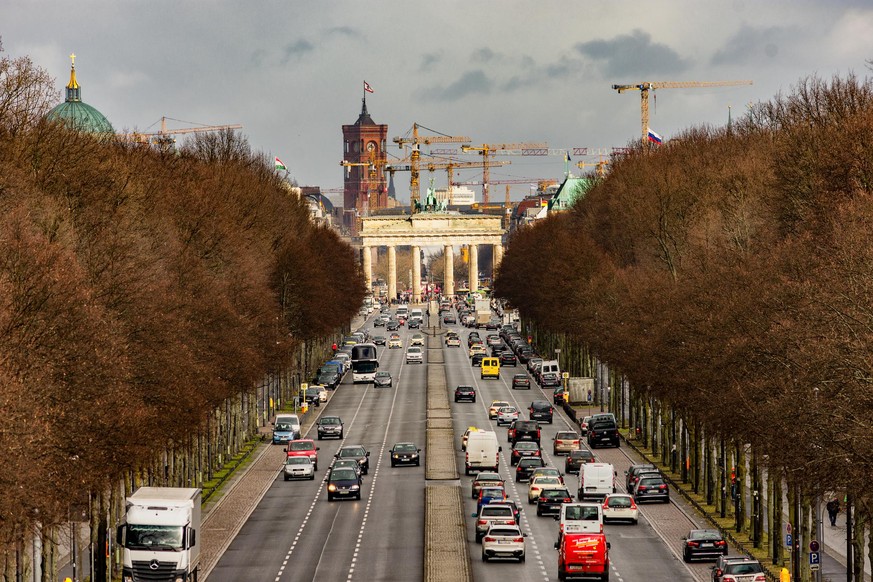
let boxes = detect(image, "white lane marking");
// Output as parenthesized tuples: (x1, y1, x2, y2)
(273, 337, 391, 581)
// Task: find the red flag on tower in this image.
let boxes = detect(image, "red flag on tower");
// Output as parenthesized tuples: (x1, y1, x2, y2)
(364, 81, 374, 94)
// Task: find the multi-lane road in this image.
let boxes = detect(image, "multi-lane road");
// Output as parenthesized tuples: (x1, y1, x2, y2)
(207, 306, 717, 581)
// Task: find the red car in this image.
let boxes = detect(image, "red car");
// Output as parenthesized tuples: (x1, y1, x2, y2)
(285, 439, 320, 470)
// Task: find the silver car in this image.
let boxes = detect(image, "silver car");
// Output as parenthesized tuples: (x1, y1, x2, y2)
(283, 456, 315, 481)
(405, 346, 424, 364)
(496, 406, 520, 426)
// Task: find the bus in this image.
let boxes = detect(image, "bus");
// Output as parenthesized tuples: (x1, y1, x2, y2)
(351, 343, 378, 383)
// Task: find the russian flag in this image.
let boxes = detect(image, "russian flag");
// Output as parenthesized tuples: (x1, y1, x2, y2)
(647, 127, 663, 145)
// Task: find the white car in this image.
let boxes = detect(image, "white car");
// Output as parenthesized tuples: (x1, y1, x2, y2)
(405, 346, 424, 364)
(488, 400, 511, 419)
(481, 524, 526, 563)
(410, 333, 425, 346)
(602, 494, 639, 525)
(496, 406, 520, 426)
(311, 384, 329, 402)
(527, 475, 565, 503)
(283, 456, 315, 481)
(445, 336, 461, 347)
(388, 337, 403, 349)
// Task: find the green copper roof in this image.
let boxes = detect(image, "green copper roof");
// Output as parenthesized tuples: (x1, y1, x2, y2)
(45, 54, 114, 134)
(549, 176, 593, 211)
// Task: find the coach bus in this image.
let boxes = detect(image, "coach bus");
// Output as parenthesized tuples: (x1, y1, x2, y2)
(351, 343, 378, 383)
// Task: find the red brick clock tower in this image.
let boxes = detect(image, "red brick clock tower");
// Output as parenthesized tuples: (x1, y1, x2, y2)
(342, 97, 388, 219)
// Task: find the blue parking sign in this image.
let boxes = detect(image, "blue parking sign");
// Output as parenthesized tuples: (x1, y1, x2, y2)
(809, 552, 820, 565)
(785, 533, 792, 548)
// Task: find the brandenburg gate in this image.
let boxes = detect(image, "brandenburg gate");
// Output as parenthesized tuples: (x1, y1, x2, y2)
(358, 214, 505, 302)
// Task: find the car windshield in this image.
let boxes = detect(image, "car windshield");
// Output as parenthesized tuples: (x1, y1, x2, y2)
(689, 530, 722, 540)
(534, 477, 561, 485)
(515, 442, 538, 451)
(481, 506, 513, 517)
(339, 447, 365, 457)
(286, 457, 310, 465)
(499, 407, 517, 414)
(334, 460, 357, 469)
(557, 432, 577, 439)
(321, 417, 340, 425)
(492, 402, 509, 408)
(489, 528, 521, 537)
(289, 441, 314, 451)
(476, 473, 501, 482)
(519, 458, 544, 467)
(639, 478, 664, 486)
(571, 450, 592, 459)
(393, 443, 417, 452)
(725, 564, 764, 574)
(408, 347, 421, 353)
(532, 401, 550, 410)
(542, 489, 570, 499)
(330, 469, 358, 481)
(480, 488, 504, 498)
(607, 497, 632, 508)
(565, 505, 600, 520)
(275, 423, 294, 431)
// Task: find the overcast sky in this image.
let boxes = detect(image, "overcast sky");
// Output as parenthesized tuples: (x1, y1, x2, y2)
(4, 1, 872, 202)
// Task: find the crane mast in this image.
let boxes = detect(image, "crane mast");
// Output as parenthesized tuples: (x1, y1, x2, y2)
(393, 123, 470, 213)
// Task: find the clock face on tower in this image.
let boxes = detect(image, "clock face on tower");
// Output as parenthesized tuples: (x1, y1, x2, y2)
(366, 142, 376, 152)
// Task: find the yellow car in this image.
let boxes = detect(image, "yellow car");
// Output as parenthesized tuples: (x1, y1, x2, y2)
(461, 426, 479, 451)
(528, 476, 565, 504)
(488, 400, 511, 419)
(481, 357, 500, 380)
(388, 337, 403, 349)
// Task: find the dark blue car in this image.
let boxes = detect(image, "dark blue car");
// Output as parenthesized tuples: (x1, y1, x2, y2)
(327, 467, 363, 501)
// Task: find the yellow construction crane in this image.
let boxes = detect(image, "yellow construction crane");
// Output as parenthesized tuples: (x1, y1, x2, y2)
(393, 123, 470, 212)
(124, 116, 243, 150)
(385, 159, 509, 210)
(576, 159, 610, 178)
(611, 80, 753, 146)
(460, 142, 548, 204)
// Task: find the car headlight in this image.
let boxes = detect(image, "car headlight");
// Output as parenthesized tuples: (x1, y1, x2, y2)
(392, 454, 400, 458)
(350, 485, 360, 490)
(328, 484, 337, 492)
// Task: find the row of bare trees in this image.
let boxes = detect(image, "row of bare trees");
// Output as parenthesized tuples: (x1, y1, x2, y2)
(0, 45, 365, 576)
(496, 73, 873, 577)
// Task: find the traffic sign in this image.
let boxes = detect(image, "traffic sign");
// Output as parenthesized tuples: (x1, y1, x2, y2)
(562, 372, 570, 379)
(809, 540, 820, 553)
(786, 522, 792, 534)
(809, 551, 820, 570)
(785, 533, 792, 548)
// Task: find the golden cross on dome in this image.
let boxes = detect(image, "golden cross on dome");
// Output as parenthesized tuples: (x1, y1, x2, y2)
(70, 53, 76, 67)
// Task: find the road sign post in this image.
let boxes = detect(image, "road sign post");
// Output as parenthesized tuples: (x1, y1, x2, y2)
(809, 551, 820, 571)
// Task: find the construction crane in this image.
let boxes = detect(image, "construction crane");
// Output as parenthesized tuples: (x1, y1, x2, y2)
(393, 123, 470, 213)
(611, 80, 752, 146)
(460, 142, 548, 204)
(385, 159, 509, 209)
(123, 116, 243, 150)
(577, 159, 610, 178)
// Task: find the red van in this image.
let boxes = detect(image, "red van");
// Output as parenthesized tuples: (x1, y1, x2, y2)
(555, 532, 610, 581)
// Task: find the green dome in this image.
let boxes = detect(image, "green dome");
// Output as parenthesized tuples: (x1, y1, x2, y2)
(47, 100, 113, 134)
(45, 54, 113, 134)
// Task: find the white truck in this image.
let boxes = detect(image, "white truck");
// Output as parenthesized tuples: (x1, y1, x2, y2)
(475, 297, 491, 328)
(117, 487, 201, 582)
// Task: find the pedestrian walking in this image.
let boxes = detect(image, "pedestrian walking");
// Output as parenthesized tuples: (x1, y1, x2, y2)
(826, 497, 840, 526)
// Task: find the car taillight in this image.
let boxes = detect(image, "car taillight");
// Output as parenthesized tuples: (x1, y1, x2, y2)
(534, 451, 541, 456)
(715, 540, 726, 546)
(629, 500, 637, 509)
(478, 519, 487, 525)
(687, 541, 699, 547)
(513, 537, 524, 543)
(638, 486, 647, 491)
(564, 498, 572, 503)
(754, 576, 766, 582)
(602, 501, 609, 509)
(484, 537, 496, 543)
(659, 484, 667, 490)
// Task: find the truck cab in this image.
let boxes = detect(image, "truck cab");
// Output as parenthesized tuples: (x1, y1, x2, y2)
(117, 487, 201, 582)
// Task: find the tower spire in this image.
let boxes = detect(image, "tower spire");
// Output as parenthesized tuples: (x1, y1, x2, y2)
(66, 53, 81, 102)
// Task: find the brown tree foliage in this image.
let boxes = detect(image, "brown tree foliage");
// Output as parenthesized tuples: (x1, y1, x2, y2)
(0, 53, 364, 528)
(495, 73, 873, 492)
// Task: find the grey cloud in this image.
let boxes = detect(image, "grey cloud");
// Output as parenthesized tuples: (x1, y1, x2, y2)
(711, 24, 795, 65)
(327, 26, 363, 39)
(282, 39, 315, 64)
(471, 48, 497, 63)
(423, 70, 492, 101)
(420, 52, 442, 72)
(250, 49, 267, 67)
(575, 29, 690, 77)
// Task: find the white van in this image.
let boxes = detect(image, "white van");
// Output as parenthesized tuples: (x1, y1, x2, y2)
(464, 430, 501, 475)
(557, 502, 604, 535)
(396, 305, 409, 319)
(540, 359, 561, 378)
(410, 308, 423, 320)
(578, 463, 616, 500)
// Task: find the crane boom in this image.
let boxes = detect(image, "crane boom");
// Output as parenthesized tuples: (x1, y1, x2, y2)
(461, 142, 548, 204)
(611, 80, 752, 145)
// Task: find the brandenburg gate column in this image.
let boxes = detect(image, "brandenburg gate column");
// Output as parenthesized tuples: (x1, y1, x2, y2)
(412, 245, 422, 303)
(492, 242, 504, 278)
(469, 243, 479, 293)
(388, 245, 397, 302)
(362, 246, 372, 294)
(444, 245, 454, 298)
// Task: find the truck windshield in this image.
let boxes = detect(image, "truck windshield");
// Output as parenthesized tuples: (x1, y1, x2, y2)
(352, 360, 378, 373)
(126, 524, 184, 550)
